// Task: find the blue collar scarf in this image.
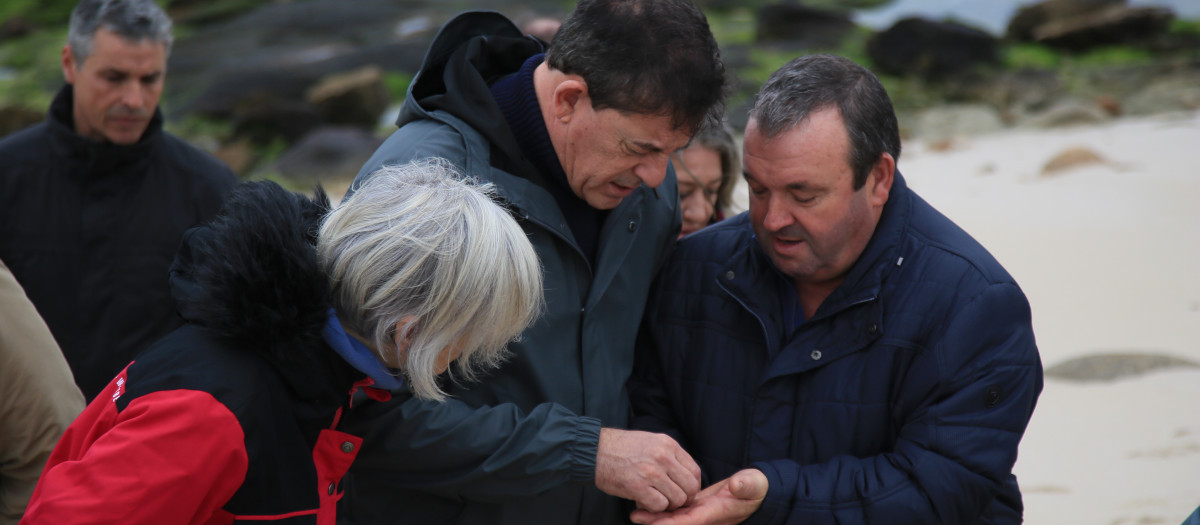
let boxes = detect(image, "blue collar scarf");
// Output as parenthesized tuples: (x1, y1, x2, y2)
(321, 309, 406, 391)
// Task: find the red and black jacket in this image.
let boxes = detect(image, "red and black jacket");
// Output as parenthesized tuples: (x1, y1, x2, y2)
(23, 182, 389, 524)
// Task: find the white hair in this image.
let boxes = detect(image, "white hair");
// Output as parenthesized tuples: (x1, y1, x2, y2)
(317, 158, 544, 400)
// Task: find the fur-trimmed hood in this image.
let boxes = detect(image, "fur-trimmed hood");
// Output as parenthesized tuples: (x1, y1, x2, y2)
(169, 181, 331, 359)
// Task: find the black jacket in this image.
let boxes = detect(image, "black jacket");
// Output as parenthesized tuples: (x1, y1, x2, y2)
(339, 11, 681, 525)
(24, 182, 379, 524)
(0, 85, 238, 399)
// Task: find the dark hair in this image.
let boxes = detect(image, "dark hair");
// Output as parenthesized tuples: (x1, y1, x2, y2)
(750, 54, 900, 189)
(68, 0, 174, 65)
(546, 0, 726, 133)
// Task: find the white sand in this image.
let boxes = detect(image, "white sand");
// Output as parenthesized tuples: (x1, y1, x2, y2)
(899, 111, 1200, 524)
(727, 110, 1200, 523)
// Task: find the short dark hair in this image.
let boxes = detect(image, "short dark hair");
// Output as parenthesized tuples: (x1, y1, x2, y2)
(546, 0, 726, 133)
(750, 54, 900, 189)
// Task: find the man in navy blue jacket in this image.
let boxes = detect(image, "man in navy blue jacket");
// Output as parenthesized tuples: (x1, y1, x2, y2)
(630, 54, 1043, 524)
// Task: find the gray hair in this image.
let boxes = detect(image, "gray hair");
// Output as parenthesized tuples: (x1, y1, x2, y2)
(750, 54, 901, 189)
(68, 0, 174, 65)
(317, 158, 545, 401)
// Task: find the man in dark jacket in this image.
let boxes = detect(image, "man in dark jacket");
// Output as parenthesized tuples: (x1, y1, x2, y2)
(338, 1, 726, 523)
(0, 0, 237, 400)
(629, 54, 1043, 524)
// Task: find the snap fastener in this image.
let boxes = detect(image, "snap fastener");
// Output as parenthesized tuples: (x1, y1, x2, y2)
(868, 323, 878, 335)
(341, 441, 355, 453)
(810, 350, 822, 360)
(327, 482, 336, 495)
(628, 220, 638, 232)
(724, 270, 735, 280)
(985, 385, 1002, 408)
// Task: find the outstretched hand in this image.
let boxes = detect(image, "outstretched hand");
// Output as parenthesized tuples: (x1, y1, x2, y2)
(629, 468, 768, 525)
(594, 428, 702, 512)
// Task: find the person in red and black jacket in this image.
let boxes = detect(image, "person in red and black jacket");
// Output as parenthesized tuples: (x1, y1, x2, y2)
(21, 159, 544, 525)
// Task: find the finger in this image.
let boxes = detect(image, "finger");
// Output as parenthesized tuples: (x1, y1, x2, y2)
(637, 487, 670, 514)
(667, 450, 702, 498)
(729, 469, 769, 500)
(654, 476, 690, 510)
(630, 509, 669, 524)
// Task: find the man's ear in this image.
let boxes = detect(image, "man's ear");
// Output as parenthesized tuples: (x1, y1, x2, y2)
(61, 45, 77, 84)
(868, 152, 895, 208)
(552, 78, 587, 123)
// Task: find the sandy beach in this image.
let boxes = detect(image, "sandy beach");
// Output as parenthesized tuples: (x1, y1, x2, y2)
(897, 111, 1200, 524)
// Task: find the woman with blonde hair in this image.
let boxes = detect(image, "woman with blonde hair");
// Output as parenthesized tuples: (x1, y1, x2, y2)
(23, 158, 543, 524)
(672, 123, 740, 238)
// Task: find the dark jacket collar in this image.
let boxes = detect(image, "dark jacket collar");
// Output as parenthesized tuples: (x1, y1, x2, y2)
(46, 84, 164, 172)
(169, 182, 360, 404)
(728, 171, 912, 323)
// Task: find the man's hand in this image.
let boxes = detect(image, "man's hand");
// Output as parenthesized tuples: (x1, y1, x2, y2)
(629, 468, 768, 525)
(594, 428, 702, 512)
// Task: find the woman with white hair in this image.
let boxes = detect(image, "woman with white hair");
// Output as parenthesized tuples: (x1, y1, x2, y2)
(21, 159, 543, 524)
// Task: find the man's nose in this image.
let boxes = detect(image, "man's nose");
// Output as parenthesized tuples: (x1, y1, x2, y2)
(120, 82, 146, 109)
(760, 195, 794, 232)
(635, 152, 673, 188)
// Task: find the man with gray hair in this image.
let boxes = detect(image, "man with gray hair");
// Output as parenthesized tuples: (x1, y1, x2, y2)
(629, 54, 1043, 524)
(0, 0, 238, 400)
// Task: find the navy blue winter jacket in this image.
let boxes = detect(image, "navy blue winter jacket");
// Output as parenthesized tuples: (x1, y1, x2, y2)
(631, 173, 1043, 524)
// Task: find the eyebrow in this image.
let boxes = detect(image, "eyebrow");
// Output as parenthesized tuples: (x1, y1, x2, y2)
(742, 171, 821, 192)
(629, 140, 664, 154)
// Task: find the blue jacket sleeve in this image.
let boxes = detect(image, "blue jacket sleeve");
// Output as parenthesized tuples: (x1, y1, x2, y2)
(343, 394, 602, 502)
(746, 282, 1042, 525)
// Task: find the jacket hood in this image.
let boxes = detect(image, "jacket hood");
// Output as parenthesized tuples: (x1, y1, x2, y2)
(169, 181, 332, 358)
(400, 11, 544, 171)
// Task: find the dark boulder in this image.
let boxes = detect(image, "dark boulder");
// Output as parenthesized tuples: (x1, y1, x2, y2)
(1006, 0, 1175, 51)
(755, 5, 857, 48)
(306, 66, 390, 130)
(867, 18, 1000, 80)
(274, 126, 384, 183)
(1006, 0, 1123, 42)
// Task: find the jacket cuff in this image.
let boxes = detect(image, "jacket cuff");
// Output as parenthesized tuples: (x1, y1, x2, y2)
(741, 462, 788, 525)
(567, 416, 602, 482)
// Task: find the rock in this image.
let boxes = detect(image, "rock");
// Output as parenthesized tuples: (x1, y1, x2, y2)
(1095, 94, 1122, 117)
(274, 127, 383, 183)
(306, 66, 390, 130)
(1033, 5, 1175, 51)
(867, 18, 999, 81)
(165, 0, 436, 122)
(1006, 0, 1124, 42)
(1045, 353, 1200, 382)
(1040, 146, 1107, 176)
(1123, 76, 1200, 116)
(912, 104, 1005, 141)
(0, 16, 36, 42)
(0, 105, 44, 138)
(213, 138, 258, 176)
(1021, 99, 1111, 129)
(230, 94, 323, 146)
(755, 5, 857, 48)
